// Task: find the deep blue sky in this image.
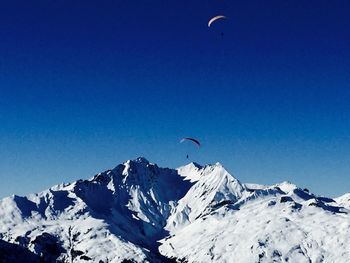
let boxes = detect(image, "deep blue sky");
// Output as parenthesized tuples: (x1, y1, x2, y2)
(0, 0, 349, 198)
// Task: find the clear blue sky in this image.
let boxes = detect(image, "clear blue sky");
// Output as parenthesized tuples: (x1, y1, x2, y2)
(0, 0, 349, 198)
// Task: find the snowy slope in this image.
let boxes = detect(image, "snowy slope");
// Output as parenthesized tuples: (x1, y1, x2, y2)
(160, 178, 350, 263)
(335, 193, 350, 209)
(166, 163, 245, 233)
(0, 157, 192, 262)
(0, 157, 349, 263)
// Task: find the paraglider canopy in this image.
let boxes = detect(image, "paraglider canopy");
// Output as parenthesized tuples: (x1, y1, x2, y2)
(180, 137, 201, 147)
(208, 15, 227, 27)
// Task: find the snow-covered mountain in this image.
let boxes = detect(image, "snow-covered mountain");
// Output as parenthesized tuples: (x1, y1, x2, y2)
(0, 157, 349, 263)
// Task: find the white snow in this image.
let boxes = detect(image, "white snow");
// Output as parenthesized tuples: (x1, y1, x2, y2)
(0, 157, 349, 262)
(335, 193, 350, 209)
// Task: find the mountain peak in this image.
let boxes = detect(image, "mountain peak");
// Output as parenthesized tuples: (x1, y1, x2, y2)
(177, 162, 203, 183)
(122, 157, 150, 168)
(133, 156, 150, 164)
(167, 162, 245, 232)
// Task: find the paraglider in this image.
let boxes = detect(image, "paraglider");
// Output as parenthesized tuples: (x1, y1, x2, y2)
(180, 137, 200, 160)
(180, 137, 201, 147)
(208, 15, 227, 27)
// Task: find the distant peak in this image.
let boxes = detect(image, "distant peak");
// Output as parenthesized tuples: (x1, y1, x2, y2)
(183, 162, 202, 169)
(177, 162, 203, 183)
(203, 162, 228, 173)
(274, 181, 297, 194)
(134, 157, 149, 164)
(124, 157, 150, 166)
(214, 162, 223, 167)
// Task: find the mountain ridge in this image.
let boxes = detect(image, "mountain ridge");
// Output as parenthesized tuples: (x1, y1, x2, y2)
(0, 157, 349, 262)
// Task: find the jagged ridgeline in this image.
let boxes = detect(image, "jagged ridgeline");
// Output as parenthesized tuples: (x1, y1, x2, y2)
(0, 157, 349, 262)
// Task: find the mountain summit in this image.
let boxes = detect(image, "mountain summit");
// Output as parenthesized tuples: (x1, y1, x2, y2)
(0, 158, 349, 262)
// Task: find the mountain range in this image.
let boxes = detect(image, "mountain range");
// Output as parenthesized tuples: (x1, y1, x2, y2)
(0, 157, 349, 262)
